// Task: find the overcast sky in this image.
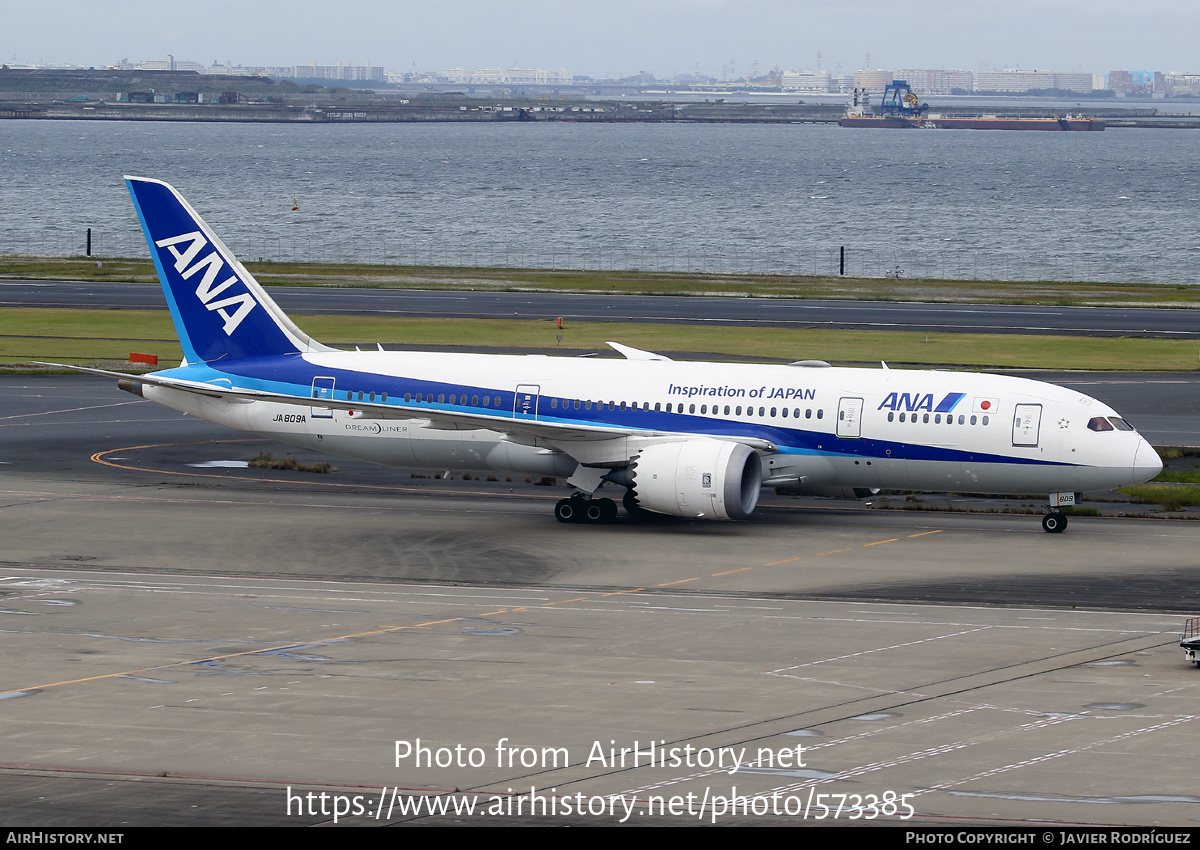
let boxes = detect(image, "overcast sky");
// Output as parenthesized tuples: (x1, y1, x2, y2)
(6, 0, 1196, 79)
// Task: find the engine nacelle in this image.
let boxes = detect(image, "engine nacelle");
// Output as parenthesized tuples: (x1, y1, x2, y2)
(627, 440, 763, 520)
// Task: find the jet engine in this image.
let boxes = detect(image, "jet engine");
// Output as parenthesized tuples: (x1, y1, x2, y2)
(626, 440, 762, 520)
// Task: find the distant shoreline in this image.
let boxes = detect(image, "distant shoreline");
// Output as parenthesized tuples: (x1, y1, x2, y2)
(4, 101, 1197, 128)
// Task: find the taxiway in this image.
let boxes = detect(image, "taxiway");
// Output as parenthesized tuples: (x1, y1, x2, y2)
(5, 279, 1200, 338)
(1, 376, 1199, 826)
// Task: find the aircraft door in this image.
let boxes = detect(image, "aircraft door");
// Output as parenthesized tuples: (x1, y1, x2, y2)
(836, 397, 864, 438)
(310, 376, 336, 418)
(513, 384, 540, 420)
(1012, 403, 1042, 447)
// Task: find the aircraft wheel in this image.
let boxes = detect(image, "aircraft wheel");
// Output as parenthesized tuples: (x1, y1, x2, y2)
(555, 498, 580, 524)
(1042, 512, 1068, 534)
(597, 498, 617, 524)
(583, 500, 605, 523)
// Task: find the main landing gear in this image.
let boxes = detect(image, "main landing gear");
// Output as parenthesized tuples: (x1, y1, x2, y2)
(554, 494, 617, 524)
(1042, 511, 1068, 534)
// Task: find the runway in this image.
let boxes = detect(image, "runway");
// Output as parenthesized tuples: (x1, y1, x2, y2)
(5, 278, 1200, 338)
(3, 376, 1200, 826)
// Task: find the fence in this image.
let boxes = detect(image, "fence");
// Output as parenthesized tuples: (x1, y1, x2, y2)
(0, 229, 1187, 285)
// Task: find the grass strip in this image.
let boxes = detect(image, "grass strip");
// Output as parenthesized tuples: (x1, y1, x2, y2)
(1116, 484, 1200, 511)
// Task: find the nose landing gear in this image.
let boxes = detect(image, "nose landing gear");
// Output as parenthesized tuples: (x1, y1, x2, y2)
(1042, 491, 1077, 533)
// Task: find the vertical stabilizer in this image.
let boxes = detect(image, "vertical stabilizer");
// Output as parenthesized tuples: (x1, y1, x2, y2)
(125, 176, 332, 363)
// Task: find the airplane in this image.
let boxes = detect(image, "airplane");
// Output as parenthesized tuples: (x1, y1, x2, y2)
(51, 176, 1163, 532)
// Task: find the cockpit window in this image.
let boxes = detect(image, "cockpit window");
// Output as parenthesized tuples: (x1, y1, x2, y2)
(1108, 417, 1134, 432)
(1087, 416, 1114, 432)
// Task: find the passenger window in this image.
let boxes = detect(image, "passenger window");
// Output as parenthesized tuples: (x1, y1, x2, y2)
(473, 395, 479, 406)
(483, 396, 490, 406)
(817, 409, 823, 419)
(888, 412, 894, 422)
(689, 404, 696, 414)
(970, 415, 977, 425)
(923, 413, 929, 423)
(725, 405, 731, 415)
(438, 394, 445, 403)
(934, 414, 941, 423)
(982, 415, 989, 425)
(805, 409, 812, 419)
(405, 393, 412, 402)
(655, 402, 661, 411)
(771, 407, 777, 417)
(700, 404, 707, 414)
(782, 408, 788, 418)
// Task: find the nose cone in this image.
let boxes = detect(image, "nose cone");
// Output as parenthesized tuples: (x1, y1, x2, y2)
(1133, 439, 1163, 484)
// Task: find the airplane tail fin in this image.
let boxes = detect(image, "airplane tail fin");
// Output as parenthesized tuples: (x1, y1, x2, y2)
(125, 176, 333, 364)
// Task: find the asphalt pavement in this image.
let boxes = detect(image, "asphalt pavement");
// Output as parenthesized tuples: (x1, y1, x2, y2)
(5, 278, 1200, 338)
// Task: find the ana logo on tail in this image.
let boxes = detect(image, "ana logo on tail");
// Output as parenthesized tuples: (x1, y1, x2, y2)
(154, 231, 258, 336)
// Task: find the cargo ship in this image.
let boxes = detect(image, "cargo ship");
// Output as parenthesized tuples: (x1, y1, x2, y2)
(839, 80, 1105, 131)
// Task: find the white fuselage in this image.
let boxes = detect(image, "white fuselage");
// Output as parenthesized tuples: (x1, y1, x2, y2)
(142, 350, 1161, 498)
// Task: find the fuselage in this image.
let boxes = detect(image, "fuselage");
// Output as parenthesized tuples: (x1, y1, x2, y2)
(143, 350, 1162, 497)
